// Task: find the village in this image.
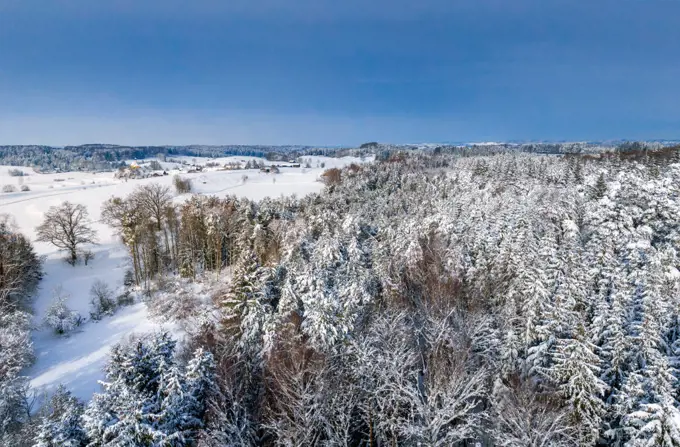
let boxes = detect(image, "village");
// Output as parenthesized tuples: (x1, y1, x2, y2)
(114, 157, 303, 180)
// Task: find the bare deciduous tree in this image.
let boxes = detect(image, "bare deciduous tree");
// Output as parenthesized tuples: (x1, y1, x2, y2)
(133, 183, 173, 260)
(36, 202, 97, 265)
(173, 175, 192, 194)
(491, 380, 576, 447)
(133, 184, 172, 233)
(102, 196, 148, 285)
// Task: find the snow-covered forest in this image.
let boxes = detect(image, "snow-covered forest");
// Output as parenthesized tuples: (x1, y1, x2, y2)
(0, 145, 328, 172)
(1, 140, 675, 173)
(2, 147, 680, 446)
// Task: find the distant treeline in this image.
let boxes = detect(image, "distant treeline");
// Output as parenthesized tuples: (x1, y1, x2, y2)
(1, 141, 678, 172)
(0, 144, 347, 172)
(373, 141, 680, 161)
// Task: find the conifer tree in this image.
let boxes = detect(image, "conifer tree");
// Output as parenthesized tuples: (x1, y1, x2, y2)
(592, 172, 608, 200)
(33, 385, 86, 447)
(221, 251, 269, 356)
(551, 324, 607, 445)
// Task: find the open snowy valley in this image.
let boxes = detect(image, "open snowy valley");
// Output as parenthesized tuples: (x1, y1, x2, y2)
(0, 155, 365, 403)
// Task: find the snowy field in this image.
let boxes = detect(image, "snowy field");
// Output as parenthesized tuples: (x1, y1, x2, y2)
(0, 155, 368, 402)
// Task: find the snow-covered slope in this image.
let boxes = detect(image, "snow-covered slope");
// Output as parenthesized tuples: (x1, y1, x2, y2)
(0, 156, 366, 402)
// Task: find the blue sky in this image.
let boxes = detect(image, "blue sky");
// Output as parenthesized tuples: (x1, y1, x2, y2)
(1, 0, 679, 146)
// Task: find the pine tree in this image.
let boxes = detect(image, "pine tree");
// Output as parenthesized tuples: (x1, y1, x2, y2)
(33, 385, 86, 447)
(523, 233, 558, 381)
(599, 269, 635, 440)
(0, 377, 31, 441)
(221, 251, 269, 358)
(83, 332, 184, 446)
(625, 399, 680, 447)
(551, 324, 607, 445)
(610, 371, 646, 445)
(619, 256, 680, 446)
(499, 294, 522, 379)
(106, 332, 176, 395)
(156, 360, 199, 446)
(185, 348, 217, 421)
(592, 172, 608, 200)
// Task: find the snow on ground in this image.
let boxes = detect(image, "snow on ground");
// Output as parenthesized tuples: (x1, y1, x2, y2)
(29, 303, 168, 400)
(0, 156, 366, 403)
(302, 155, 373, 169)
(160, 155, 275, 166)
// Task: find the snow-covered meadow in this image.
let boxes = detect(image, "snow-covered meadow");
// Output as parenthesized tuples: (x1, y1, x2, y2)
(0, 155, 366, 402)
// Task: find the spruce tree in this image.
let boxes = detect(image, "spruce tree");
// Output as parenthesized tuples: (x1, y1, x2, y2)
(592, 172, 608, 200)
(551, 324, 607, 444)
(33, 386, 87, 447)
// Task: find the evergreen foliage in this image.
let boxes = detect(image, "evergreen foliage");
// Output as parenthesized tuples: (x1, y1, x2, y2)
(22, 148, 680, 445)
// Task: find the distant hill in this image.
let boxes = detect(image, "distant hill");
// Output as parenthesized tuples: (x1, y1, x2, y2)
(1, 140, 678, 172)
(0, 144, 351, 172)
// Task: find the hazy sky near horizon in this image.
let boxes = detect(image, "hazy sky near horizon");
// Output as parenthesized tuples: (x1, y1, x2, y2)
(1, 0, 679, 146)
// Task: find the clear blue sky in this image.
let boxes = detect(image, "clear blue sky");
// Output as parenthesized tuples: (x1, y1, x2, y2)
(1, 0, 679, 146)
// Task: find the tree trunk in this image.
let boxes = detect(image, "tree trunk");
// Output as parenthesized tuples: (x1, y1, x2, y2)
(132, 243, 141, 286)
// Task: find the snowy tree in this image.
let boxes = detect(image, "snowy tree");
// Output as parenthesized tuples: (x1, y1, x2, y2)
(522, 233, 558, 382)
(401, 335, 487, 445)
(43, 291, 81, 335)
(155, 361, 201, 445)
(491, 379, 577, 446)
(82, 332, 213, 446)
(132, 183, 173, 262)
(551, 324, 607, 444)
(33, 385, 86, 447)
(221, 251, 270, 358)
(624, 399, 680, 447)
(592, 172, 608, 200)
(0, 214, 42, 310)
(0, 376, 32, 441)
(89, 279, 116, 320)
(36, 202, 97, 265)
(185, 348, 217, 421)
(54, 148, 680, 445)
